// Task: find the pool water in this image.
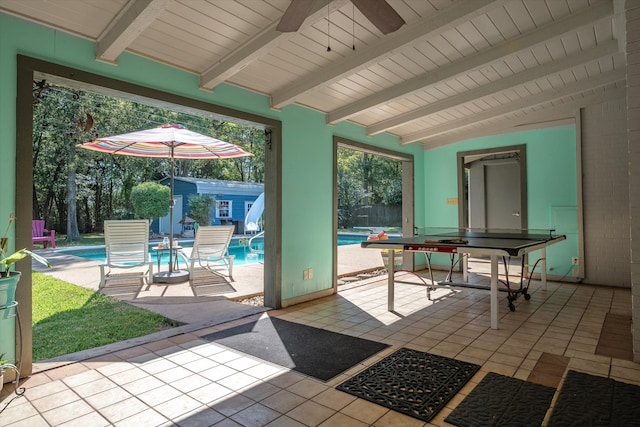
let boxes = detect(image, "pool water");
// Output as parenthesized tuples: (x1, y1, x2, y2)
(58, 234, 369, 266)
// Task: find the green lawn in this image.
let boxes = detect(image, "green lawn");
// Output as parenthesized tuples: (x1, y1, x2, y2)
(54, 233, 105, 247)
(32, 272, 180, 361)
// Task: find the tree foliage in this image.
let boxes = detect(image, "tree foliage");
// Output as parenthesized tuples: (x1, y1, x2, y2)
(337, 168, 371, 229)
(188, 194, 215, 226)
(337, 147, 403, 229)
(130, 182, 170, 221)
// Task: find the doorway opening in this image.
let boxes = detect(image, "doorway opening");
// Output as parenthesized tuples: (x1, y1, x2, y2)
(333, 137, 414, 285)
(457, 145, 527, 230)
(17, 56, 281, 370)
(457, 144, 527, 275)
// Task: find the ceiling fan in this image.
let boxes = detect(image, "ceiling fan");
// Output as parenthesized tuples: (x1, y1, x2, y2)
(276, 0, 406, 35)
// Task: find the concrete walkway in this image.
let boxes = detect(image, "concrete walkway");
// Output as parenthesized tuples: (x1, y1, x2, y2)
(31, 243, 384, 325)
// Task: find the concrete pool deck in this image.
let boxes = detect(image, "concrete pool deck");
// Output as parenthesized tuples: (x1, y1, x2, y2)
(31, 243, 384, 324)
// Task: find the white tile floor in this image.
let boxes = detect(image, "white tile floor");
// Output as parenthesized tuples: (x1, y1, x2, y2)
(1, 271, 639, 426)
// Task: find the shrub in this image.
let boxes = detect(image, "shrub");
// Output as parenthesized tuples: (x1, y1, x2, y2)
(130, 182, 170, 221)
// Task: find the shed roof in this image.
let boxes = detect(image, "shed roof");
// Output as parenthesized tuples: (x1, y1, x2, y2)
(166, 177, 264, 197)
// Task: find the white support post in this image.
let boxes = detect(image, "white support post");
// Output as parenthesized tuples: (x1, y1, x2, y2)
(540, 247, 548, 291)
(388, 249, 395, 311)
(491, 255, 499, 330)
(462, 253, 468, 282)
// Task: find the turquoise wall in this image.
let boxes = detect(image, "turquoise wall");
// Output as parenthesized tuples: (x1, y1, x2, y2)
(0, 13, 421, 307)
(422, 125, 578, 276)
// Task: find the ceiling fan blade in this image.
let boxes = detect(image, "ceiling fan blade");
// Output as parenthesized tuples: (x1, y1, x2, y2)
(351, 0, 405, 35)
(276, 0, 315, 32)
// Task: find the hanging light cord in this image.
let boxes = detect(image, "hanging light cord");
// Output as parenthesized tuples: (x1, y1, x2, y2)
(327, 0, 331, 52)
(352, 2, 355, 50)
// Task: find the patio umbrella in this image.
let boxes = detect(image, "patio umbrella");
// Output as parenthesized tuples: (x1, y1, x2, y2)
(78, 123, 252, 284)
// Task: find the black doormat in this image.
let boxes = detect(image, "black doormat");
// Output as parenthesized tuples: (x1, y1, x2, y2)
(336, 348, 480, 423)
(445, 372, 555, 427)
(201, 317, 389, 382)
(547, 370, 640, 426)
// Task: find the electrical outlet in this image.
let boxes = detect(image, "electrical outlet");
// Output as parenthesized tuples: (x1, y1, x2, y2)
(303, 268, 313, 280)
(571, 257, 579, 265)
(302, 268, 313, 280)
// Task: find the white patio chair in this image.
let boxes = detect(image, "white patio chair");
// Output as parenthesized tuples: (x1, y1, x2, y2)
(189, 225, 235, 281)
(99, 220, 153, 289)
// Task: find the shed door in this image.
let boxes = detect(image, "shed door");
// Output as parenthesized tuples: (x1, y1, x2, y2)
(159, 195, 183, 235)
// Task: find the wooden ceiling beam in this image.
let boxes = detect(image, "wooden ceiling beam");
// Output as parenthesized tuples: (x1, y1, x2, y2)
(401, 69, 625, 144)
(96, 0, 173, 63)
(421, 86, 626, 150)
(366, 40, 620, 136)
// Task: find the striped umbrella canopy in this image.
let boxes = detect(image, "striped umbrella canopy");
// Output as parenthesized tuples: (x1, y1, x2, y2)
(78, 123, 252, 159)
(78, 123, 252, 282)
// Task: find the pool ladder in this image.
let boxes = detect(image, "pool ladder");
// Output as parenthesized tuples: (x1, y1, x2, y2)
(246, 231, 264, 262)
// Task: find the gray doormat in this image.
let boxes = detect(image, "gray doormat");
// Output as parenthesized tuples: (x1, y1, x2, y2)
(445, 372, 555, 427)
(336, 347, 480, 423)
(201, 317, 389, 381)
(547, 370, 640, 426)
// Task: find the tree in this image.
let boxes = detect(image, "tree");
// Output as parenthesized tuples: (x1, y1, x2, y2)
(130, 182, 170, 223)
(188, 194, 215, 226)
(337, 147, 403, 229)
(337, 169, 371, 229)
(383, 180, 403, 205)
(32, 82, 93, 241)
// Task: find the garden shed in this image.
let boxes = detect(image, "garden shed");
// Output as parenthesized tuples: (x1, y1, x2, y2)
(155, 177, 264, 236)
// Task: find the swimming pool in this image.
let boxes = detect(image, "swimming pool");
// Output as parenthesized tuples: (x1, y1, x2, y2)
(56, 233, 370, 266)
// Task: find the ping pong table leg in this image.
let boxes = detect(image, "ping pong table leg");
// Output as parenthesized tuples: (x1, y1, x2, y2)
(491, 255, 499, 330)
(462, 253, 468, 282)
(540, 247, 547, 291)
(388, 249, 395, 311)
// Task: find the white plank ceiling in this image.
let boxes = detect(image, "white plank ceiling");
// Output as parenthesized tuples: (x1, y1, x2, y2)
(0, 0, 623, 149)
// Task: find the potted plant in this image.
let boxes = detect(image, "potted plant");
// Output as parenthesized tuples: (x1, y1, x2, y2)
(0, 214, 49, 389)
(0, 354, 6, 393)
(0, 353, 19, 394)
(0, 213, 51, 307)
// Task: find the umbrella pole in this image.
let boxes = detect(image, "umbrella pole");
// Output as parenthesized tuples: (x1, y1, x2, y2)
(153, 147, 189, 284)
(169, 154, 174, 274)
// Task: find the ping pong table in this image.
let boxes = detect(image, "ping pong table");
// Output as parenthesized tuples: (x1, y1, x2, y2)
(361, 228, 566, 329)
